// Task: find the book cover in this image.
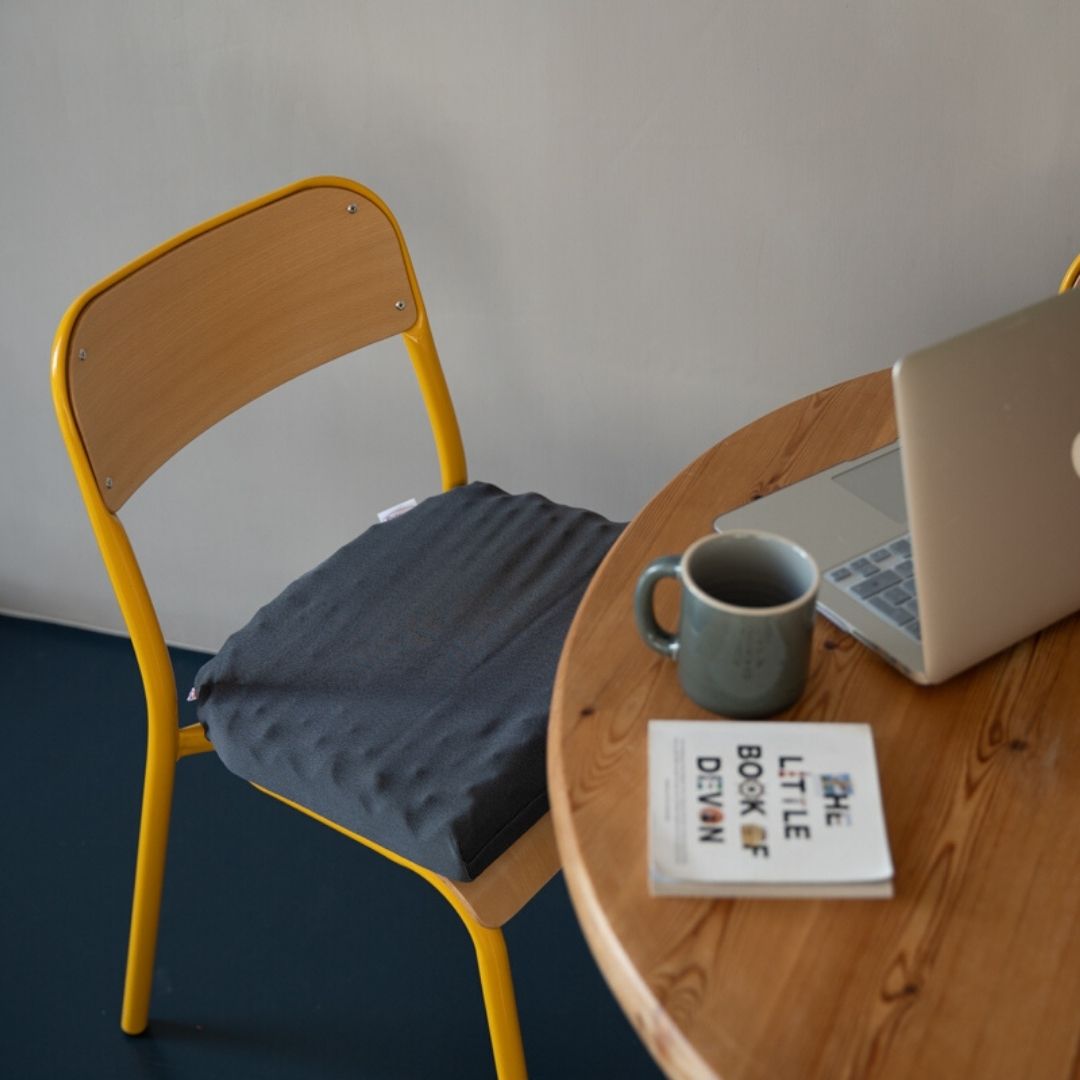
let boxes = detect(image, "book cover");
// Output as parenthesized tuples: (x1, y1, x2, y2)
(648, 720, 894, 898)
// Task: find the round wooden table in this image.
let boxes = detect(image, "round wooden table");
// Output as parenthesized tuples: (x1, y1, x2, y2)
(548, 371, 1080, 1080)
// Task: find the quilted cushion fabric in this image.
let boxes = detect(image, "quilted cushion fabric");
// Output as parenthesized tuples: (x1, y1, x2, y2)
(193, 482, 622, 881)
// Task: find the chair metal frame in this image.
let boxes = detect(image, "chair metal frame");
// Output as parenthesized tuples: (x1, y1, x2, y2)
(1062, 252, 1080, 293)
(51, 176, 561, 1079)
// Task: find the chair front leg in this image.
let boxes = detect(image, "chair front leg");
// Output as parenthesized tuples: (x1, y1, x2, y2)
(461, 919, 528, 1080)
(120, 733, 177, 1035)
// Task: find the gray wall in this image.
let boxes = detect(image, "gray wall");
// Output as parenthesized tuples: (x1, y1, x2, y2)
(3, 0, 1079, 651)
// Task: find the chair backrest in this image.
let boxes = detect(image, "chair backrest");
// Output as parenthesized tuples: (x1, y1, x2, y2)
(53, 177, 465, 512)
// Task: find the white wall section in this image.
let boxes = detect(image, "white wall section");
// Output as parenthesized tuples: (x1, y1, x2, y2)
(2, 0, 1078, 650)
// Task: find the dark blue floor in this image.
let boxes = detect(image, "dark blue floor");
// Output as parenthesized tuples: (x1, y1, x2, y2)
(1, 615, 662, 1079)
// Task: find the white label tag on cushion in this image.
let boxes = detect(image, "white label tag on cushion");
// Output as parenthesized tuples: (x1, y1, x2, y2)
(377, 498, 418, 523)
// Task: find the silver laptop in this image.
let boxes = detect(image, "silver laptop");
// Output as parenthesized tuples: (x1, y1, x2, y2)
(712, 288, 1080, 684)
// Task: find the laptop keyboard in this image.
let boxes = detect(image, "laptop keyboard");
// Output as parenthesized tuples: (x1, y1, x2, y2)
(825, 534, 920, 641)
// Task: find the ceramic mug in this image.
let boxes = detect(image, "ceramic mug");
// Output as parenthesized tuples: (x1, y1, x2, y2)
(634, 530, 820, 717)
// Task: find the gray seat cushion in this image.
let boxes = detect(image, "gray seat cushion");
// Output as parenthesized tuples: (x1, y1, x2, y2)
(192, 482, 622, 881)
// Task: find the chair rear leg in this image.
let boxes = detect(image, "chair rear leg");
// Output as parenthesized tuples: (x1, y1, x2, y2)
(463, 920, 528, 1080)
(120, 743, 176, 1035)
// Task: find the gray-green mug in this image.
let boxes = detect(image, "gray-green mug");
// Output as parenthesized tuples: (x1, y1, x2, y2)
(634, 530, 820, 718)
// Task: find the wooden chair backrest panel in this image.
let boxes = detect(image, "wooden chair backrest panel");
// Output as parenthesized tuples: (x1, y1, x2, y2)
(67, 184, 416, 511)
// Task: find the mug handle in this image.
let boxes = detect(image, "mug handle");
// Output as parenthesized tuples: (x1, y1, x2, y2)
(634, 555, 681, 658)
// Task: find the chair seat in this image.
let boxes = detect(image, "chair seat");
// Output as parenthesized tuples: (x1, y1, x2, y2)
(193, 482, 622, 881)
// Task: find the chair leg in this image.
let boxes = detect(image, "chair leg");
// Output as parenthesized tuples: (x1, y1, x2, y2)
(119, 740, 177, 1035)
(247, 782, 532, 1074)
(462, 919, 529, 1080)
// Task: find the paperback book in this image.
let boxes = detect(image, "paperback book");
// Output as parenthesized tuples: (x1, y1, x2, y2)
(648, 719, 893, 898)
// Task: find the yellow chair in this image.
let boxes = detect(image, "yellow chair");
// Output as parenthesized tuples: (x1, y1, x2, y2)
(1062, 252, 1080, 292)
(51, 177, 620, 1078)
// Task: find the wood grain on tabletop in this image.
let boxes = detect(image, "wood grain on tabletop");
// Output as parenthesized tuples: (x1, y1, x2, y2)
(548, 371, 1080, 1080)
